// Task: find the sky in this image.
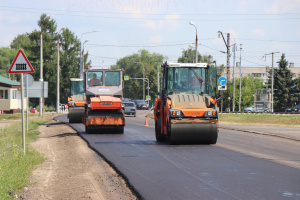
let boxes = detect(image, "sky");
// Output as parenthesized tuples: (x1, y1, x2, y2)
(1, 0, 300, 70)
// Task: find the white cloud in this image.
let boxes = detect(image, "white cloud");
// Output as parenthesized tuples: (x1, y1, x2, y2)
(264, 0, 300, 14)
(250, 29, 265, 37)
(150, 34, 162, 44)
(140, 13, 180, 31)
(158, 13, 180, 32)
(141, 20, 157, 29)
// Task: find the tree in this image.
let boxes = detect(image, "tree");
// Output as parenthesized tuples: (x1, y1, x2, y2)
(111, 49, 164, 102)
(59, 28, 83, 104)
(292, 77, 300, 105)
(8, 14, 90, 107)
(272, 54, 295, 112)
(10, 34, 31, 50)
(217, 76, 264, 112)
(216, 64, 225, 80)
(178, 48, 213, 63)
(0, 47, 17, 78)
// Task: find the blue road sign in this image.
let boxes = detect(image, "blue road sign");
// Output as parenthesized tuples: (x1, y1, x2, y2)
(218, 77, 227, 86)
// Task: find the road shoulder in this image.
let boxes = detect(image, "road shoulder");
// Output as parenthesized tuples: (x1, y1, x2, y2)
(18, 119, 137, 200)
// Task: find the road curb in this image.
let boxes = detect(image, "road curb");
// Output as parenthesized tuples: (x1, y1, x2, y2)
(219, 125, 300, 142)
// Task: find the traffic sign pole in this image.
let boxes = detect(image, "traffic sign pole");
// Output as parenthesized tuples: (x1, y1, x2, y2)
(21, 74, 25, 155)
(9, 49, 34, 155)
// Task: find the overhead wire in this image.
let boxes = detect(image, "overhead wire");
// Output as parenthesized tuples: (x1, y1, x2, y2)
(1, 6, 300, 21)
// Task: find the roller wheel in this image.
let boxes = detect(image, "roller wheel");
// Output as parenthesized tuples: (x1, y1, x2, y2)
(118, 126, 124, 134)
(155, 115, 166, 142)
(208, 128, 218, 144)
(167, 119, 176, 144)
(85, 125, 90, 134)
(166, 120, 174, 145)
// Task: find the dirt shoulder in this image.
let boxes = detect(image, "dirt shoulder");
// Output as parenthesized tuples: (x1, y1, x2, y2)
(18, 119, 137, 200)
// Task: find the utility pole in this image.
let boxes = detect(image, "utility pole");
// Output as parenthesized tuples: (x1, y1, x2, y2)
(226, 33, 231, 112)
(40, 26, 43, 116)
(239, 44, 242, 112)
(264, 52, 280, 113)
(218, 31, 231, 112)
(232, 43, 236, 112)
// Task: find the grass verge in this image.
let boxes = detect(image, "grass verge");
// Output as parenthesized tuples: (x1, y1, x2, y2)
(0, 113, 39, 121)
(220, 113, 300, 126)
(0, 118, 50, 200)
(147, 112, 300, 126)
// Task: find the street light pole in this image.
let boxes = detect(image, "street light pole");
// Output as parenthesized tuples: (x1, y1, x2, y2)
(143, 67, 145, 100)
(232, 43, 236, 112)
(57, 28, 65, 113)
(189, 21, 198, 63)
(134, 62, 145, 100)
(82, 40, 88, 76)
(80, 31, 98, 78)
(264, 52, 280, 112)
(40, 15, 50, 117)
(239, 44, 242, 112)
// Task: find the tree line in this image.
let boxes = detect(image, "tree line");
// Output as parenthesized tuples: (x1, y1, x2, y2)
(0, 14, 91, 107)
(0, 14, 299, 111)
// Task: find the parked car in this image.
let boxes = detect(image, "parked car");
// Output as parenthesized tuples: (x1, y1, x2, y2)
(122, 97, 131, 103)
(285, 105, 300, 112)
(122, 102, 136, 117)
(243, 105, 254, 113)
(132, 100, 149, 110)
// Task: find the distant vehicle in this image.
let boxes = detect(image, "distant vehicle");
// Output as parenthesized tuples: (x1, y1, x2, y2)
(122, 102, 136, 117)
(255, 103, 270, 112)
(122, 98, 131, 102)
(286, 105, 300, 112)
(132, 100, 149, 110)
(244, 105, 254, 113)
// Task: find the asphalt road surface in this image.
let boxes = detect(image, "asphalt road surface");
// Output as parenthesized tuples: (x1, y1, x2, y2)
(55, 110, 300, 200)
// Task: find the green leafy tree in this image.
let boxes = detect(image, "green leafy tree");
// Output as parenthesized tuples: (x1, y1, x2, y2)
(178, 48, 213, 63)
(218, 76, 264, 112)
(272, 54, 295, 112)
(59, 28, 83, 103)
(111, 49, 164, 102)
(10, 34, 31, 50)
(216, 64, 225, 80)
(0, 47, 17, 77)
(292, 77, 300, 105)
(8, 14, 90, 107)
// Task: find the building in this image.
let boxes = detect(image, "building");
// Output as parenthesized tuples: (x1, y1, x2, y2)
(0, 75, 27, 114)
(221, 63, 300, 84)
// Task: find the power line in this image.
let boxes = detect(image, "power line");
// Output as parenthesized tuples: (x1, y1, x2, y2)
(1, 6, 300, 16)
(1, 6, 300, 21)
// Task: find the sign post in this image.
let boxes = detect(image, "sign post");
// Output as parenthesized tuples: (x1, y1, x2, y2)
(9, 49, 34, 155)
(218, 77, 227, 121)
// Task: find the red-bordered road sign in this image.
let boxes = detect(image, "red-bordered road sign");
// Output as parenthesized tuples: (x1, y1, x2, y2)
(9, 49, 34, 73)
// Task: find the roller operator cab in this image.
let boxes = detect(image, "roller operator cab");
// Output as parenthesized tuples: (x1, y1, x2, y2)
(154, 62, 219, 144)
(83, 69, 125, 134)
(68, 78, 86, 123)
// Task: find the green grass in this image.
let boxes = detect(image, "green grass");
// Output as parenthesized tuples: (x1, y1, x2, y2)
(0, 119, 49, 200)
(0, 113, 38, 121)
(220, 113, 300, 126)
(147, 112, 300, 126)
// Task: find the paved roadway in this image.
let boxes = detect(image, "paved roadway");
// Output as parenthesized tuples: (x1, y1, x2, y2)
(55, 110, 300, 200)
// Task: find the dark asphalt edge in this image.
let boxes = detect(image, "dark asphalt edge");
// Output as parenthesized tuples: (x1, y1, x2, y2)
(219, 125, 300, 142)
(53, 117, 144, 200)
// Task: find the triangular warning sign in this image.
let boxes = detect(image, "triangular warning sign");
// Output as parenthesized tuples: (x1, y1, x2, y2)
(9, 49, 34, 73)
